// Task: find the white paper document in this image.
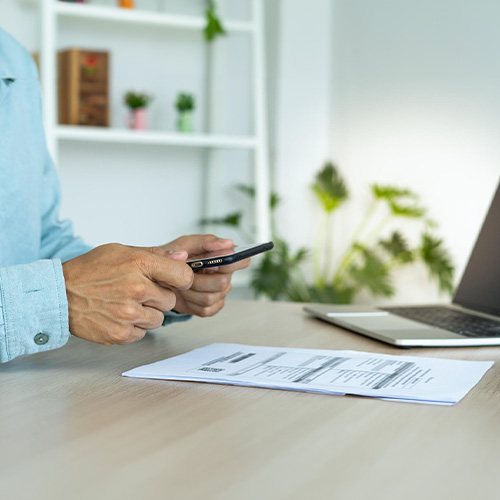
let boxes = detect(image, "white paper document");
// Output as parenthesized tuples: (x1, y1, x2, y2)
(122, 343, 493, 405)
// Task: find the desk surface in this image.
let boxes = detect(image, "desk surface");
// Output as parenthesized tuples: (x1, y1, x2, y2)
(1, 300, 500, 500)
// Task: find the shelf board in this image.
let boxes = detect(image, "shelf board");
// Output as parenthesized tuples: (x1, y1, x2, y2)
(54, 1, 254, 33)
(56, 126, 258, 149)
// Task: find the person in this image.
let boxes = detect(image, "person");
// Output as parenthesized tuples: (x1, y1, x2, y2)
(0, 27, 249, 363)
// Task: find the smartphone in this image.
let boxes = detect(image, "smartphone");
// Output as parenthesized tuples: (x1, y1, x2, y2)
(186, 241, 274, 270)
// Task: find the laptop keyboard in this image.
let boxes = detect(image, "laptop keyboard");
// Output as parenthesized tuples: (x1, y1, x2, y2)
(379, 306, 500, 338)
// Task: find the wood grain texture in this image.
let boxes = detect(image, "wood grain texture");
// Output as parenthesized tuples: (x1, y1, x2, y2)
(58, 49, 109, 127)
(1, 300, 499, 500)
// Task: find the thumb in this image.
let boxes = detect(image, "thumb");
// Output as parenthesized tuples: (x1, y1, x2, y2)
(139, 247, 192, 289)
(166, 235, 233, 255)
(166, 250, 188, 262)
(142, 246, 188, 262)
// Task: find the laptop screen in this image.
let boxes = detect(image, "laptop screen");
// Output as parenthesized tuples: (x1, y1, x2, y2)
(453, 180, 500, 317)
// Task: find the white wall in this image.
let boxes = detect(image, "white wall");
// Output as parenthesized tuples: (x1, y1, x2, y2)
(0, 0, 39, 51)
(272, 0, 500, 304)
(272, 0, 333, 266)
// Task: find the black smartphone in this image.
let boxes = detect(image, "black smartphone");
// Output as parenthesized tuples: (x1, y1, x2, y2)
(186, 241, 274, 270)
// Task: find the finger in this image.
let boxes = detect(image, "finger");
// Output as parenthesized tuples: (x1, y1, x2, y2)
(133, 326, 148, 341)
(178, 286, 231, 308)
(214, 257, 251, 274)
(189, 272, 232, 293)
(200, 267, 220, 274)
(109, 325, 147, 346)
(142, 284, 177, 312)
(180, 297, 227, 318)
(135, 306, 166, 330)
(165, 234, 234, 256)
(141, 250, 193, 290)
(146, 246, 188, 263)
(165, 250, 188, 261)
(200, 235, 234, 253)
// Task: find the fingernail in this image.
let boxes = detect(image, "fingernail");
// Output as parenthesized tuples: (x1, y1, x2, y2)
(169, 251, 185, 255)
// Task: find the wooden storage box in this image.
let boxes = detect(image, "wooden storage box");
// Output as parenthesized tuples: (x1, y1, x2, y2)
(58, 49, 109, 127)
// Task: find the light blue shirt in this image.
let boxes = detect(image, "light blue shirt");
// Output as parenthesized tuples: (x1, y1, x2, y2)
(0, 28, 189, 363)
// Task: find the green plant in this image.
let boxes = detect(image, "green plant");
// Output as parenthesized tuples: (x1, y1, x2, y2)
(124, 91, 153, 110)
(204, 1, 226, 42)
(202, 164, 455, 303)
(309, 163, 455, 302)
(311, 162, 349, 289)
(250, 239, 309, 301)
(175, 93, 195, 113)
(201, 185, 309, 300)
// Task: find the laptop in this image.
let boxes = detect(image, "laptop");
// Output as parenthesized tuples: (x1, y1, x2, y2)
(304, 181, 500, 347)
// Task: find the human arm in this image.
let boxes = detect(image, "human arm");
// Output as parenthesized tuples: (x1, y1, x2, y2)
(0, 30, 192, 361)
(0, 30, 93, 362)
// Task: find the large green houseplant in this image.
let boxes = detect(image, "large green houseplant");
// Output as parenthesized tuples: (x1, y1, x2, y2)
(203, 163, 455, 303)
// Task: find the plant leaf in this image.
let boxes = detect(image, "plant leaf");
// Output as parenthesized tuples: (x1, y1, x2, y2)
(285, 280, 312, 302)
(251, 253, 289, 300)
(204, 1, 226, 42)
(306, 284, 356, 304)
(175, 93, 195, 112)
(200, 212, 242, 227)
(371, 185, 418, 201)
(378, 231, 415, 263)
(270, 193, 281, 210)
(236, 184, 255, 198)
(347, 246, 394, 297)
(371, 184, 425, 218)
(424, 218, 439, 229)
(235, 184, 281, 210)
(250, 239, 309, 300)
(124, 91, 153, 109)
(250, 240, 290, 300)
(311, 162, 348, 213)
(419, 232, 455, 295)
(294, 248, 309, 263)
(389, 201, 426, 218)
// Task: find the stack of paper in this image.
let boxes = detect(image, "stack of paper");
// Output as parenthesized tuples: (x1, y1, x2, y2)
(122, 343, 493, 405)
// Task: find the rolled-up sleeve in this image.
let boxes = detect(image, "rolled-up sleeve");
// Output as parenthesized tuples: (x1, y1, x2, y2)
(0, 259, 69, 362)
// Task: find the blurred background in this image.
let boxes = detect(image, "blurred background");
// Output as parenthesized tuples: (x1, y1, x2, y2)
(2, 0, 499, 305)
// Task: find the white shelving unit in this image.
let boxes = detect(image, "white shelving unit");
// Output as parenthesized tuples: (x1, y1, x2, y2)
(39, 0, 271, 244)
(56, 125, 258, 149)
(54, 1, 254, 32)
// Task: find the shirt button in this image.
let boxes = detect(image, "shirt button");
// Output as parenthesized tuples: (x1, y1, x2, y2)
(34, 333, 49, 345)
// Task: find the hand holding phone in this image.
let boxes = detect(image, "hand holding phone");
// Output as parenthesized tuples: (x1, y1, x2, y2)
(186, 241, 274, 270)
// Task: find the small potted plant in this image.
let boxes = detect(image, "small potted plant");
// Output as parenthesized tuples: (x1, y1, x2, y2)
(175, 92, 195, 133)
(124, 91, 152, 130)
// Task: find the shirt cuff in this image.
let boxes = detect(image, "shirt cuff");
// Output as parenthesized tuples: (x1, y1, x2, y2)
(162, 310, 192, 326)
(0, 259, 69, 362)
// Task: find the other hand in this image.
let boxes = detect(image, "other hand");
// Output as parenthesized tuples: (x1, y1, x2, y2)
(161, 234, 250, 317)
(62, 243, 193, 346)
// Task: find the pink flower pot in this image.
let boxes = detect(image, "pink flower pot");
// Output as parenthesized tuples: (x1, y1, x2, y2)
(129, 108, 147, 130)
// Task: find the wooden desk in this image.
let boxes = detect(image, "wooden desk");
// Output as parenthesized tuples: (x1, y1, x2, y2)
(1, 300, 500, 500)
